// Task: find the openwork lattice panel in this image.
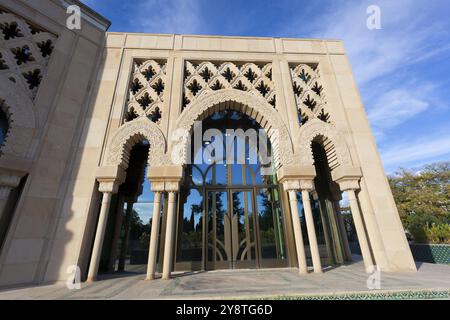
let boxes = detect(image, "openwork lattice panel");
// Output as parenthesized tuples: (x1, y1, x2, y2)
(183, 61, 275, 110)
(0, 7, 57, 99)
(290, 63, 330, 125)
(125, 59, 166, 124)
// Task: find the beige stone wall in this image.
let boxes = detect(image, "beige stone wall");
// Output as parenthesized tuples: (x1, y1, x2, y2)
(0, 0, 109, 287)
(0, 2, 415, 287)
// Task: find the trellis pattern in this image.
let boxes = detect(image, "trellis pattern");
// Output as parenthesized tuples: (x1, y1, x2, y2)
(290, 63, 330, 125)
(0, 7, 57, 99)
(125, 59, 166, 124)
(183, 61, 275, 110)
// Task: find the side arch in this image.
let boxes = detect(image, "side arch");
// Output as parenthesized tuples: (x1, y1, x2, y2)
(171, 89, 294, 168)
(297, 119, 353, 170)
(0, 75, 36, 159)
(105, 117, 167, 170)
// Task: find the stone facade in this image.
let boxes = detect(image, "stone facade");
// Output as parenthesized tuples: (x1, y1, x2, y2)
(0, 0, 416, 288)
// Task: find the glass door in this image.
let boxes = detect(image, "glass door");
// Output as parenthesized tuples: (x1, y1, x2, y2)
(230, 190, 258, 269)
(206, 189, 258, 269)
(206, 190, 230, 269)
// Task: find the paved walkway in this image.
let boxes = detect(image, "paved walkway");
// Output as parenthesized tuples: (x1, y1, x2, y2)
(0, 259, 449, 299)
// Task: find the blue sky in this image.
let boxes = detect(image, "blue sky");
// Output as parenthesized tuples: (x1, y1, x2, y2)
(83, 0, 450, 174)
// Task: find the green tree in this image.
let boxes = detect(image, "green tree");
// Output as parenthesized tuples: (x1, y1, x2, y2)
(388, 162, 450, 243)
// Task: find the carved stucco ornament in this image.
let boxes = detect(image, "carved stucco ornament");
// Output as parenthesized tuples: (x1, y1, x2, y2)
(171, 89, 294, 168)
(0, 75, 36, 159)
(296, 119, 352, 169)
(106, 116, 168, 169)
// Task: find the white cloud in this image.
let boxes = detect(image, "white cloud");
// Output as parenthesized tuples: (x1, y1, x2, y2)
(367, 83, 436, 135)
(133, 0, 202, 34)
(306, 0, 449, 85)
(381, 134, 450, 171)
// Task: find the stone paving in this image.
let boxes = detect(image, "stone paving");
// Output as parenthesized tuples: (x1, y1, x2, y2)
(0, 259, 449, 300)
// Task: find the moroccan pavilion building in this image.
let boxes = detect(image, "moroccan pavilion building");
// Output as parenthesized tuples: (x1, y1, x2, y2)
(0, 0, 416, 288)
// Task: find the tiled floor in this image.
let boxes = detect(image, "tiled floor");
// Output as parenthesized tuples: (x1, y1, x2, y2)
(0, 259, 449, 299)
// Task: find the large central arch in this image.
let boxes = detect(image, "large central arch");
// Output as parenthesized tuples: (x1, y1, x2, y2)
(171, 89, 294, 168)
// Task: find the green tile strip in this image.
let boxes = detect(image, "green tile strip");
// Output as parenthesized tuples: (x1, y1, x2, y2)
(261, 290, 450, 300)
(410, 244, 450, 265)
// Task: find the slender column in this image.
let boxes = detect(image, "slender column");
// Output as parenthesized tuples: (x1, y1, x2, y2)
(118, 201, 134, 271)
(87, 184, 115, 282)
(162, 191, 177, 280)
(333, 201, 353, 262)
(287, 190, 308, 274)
(301, 186, 322, 274)
(146, 191, 162, 280)
(108, 195, 125, 272)
(347, 188, 374, 272)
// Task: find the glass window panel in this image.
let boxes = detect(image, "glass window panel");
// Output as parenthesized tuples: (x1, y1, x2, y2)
(214, 163, 227, 186)
(245, 165, 255, 185)
(177, 189, 203, 262)
(231, 164, 244, 185)
(191, 165, 203, 186)
(256, 188, 286, 260)
(232, 191, 256, 261)
(207, 191, 228, 262)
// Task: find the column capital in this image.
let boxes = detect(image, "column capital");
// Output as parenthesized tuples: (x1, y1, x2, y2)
(0, 170, 24, 189)
(96, 165, 126, 193)
(98, 180, 121, 193)
(282, 179, 301, 191)
(331, 165, 362, 192)
(150, 181, 165, 192)
(299, 179, 315, 191)
(148, 165, 182, 192)
(336, 178, 360, 192)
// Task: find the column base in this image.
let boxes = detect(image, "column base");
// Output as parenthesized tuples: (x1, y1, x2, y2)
(313, 269, 323, 274)
(145, 274, 156, 280)
(86, 276, 96, 283)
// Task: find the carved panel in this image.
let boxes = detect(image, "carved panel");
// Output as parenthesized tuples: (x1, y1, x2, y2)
(183, 61, 275, 110)
(0, 74, 35, 158)
(290, 63, 330, 126)
(0, 8, 57, 99)
(125, 59, 166, 124)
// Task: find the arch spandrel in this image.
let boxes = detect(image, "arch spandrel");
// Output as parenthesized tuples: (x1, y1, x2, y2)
(172, 89, 294, 168)
(106, 117, 167, 170)
(0, 75, 36, 159)
(296, 119, 353, 169)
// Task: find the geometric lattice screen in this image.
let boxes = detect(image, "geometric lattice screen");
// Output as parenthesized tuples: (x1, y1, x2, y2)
(183, 61, 275, 111)
(290, 63, 330, 125)
(126, 59, 166, 124)
(0, 7, 57, 99)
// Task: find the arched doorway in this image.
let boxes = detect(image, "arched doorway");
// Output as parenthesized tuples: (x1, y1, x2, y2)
(97, 141, 165, 276)
(175, 109, 288, 271)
